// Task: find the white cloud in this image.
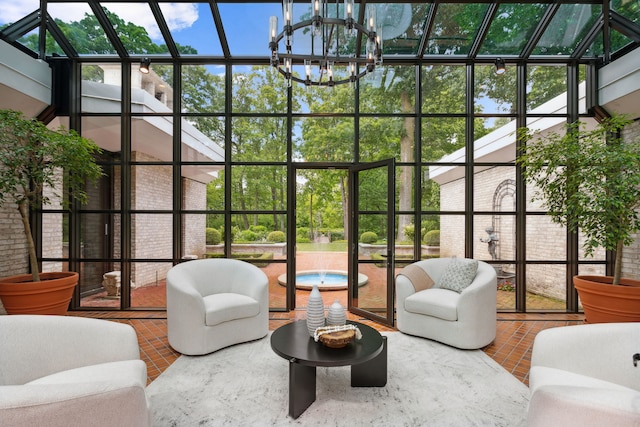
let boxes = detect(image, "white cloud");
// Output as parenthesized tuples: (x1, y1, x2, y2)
(0, 2, 199, 42)
(0, 1, 41, 24)
(158, 3, 200, 33)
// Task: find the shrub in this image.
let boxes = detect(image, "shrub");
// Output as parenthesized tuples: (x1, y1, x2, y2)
(424, 229, 440, 246)
(422, 219, 438, 230)
(230, 226, 240, 242)
(329, 229, 344, 242)
(296, 227, 311, 240)
(404, 224, 416, 242)
(238, 229, 258, 242)
(267, 230, 286, 243)
(360, 231, 378, 244)
(250, 225, 268, 240)
(206, 228, 222, 245)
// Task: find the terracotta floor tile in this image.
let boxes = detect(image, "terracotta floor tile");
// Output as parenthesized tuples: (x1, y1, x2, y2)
(70, 309, 583, 387)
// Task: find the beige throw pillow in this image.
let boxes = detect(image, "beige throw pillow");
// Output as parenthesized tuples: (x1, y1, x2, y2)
(397, 264, 435, 292)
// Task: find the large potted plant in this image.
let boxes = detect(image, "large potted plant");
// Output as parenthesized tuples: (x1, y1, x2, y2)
(0, 109, 103, 314)
(517, 115, 640, 323)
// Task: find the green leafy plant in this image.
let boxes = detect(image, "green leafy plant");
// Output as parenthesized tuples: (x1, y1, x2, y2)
(266, 230, 286, 243)
(517, 115, 640, 285)
(0, 109, 103, 282)
(206, 228, 222, 245)
(424, 229, 440, 246)
(360, 231, 378, 244)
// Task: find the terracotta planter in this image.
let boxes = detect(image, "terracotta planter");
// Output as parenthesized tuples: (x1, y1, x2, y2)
(0, 272, 78, 315)
(573, 275, 640, 323)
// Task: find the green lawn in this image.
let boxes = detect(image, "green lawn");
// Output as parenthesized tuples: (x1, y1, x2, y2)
(296, 242, 348, 252)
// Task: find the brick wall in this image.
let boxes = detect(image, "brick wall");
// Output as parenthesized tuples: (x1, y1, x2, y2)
(0, 199, 28, 278)
(131, 151, 173, 286)
(438, 121, 640, 301)
(620, 120, 640, 280)
(182, 177, 207, 258)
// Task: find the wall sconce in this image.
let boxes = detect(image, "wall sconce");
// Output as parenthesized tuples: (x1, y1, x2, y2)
(140, 58, 151, 74)
(495, 58, 506, 75)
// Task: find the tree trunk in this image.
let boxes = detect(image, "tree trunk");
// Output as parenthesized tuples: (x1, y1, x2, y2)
(613, 240, 623, 285)
(397, 91, 415, 242)
(309, 194, 314, 240)
(340, 175, 348, 240)
(18, 201, 40, 282)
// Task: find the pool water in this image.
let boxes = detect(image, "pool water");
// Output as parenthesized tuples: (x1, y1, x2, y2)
(296, 273, 347, 285)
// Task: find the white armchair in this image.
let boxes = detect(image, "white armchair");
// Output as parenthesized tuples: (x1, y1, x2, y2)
(528, 322, 640, 427)
(0, 315, 150, 427)
(166, 258, 269, 356)
(395, 258, 497, 349)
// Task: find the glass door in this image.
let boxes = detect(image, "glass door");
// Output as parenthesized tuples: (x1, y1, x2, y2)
(348, 159, 395, 326)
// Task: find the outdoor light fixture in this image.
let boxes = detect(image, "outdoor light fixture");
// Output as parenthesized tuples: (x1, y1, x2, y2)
(140, 58, 151, 74)
(495, 58, 506, 75)
(269, 0, 383, 87)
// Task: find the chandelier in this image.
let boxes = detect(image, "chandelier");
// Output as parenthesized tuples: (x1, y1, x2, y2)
(269, 0, 383, 87)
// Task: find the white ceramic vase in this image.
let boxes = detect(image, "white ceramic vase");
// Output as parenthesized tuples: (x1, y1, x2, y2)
(306, 283, 325, 336)
(326, 300, 346, 326)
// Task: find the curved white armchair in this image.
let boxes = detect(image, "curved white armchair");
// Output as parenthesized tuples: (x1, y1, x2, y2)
(396, 258, 497, 349)
(167, 258, 269, 355)
(0, 315, 150, 427)
(528, 323, 640, 427)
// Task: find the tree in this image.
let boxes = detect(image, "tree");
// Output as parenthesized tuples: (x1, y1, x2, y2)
(517, 116, 640, 285)
(0, 110, 103, 281)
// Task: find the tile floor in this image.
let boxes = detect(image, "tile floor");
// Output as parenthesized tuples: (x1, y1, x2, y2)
(74, 252, 584, 386)
(70, 306, 584, 387)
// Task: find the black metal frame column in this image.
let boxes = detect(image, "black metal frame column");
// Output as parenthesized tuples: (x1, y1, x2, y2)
(414, 63, 423, 260)
(223, 63, 233, 261)
(566, 62, 580, 313)
(68, 59, 83, 307)
(464, 63, 475, 258)
(120, 61, 133, 309)
(515, 61, 527, 313)
(285, 82, 296, 311)
(172, 62, 183, 264)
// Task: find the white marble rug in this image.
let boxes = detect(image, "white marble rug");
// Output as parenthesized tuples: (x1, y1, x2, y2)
(146, 332, 528, 426)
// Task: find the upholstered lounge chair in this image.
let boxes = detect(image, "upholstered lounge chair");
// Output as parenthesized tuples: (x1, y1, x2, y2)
(0, 315, 151, 427)
(395, 257, 497, 349)
(528, 322, 640, 427)
(166, 258, 269, 355)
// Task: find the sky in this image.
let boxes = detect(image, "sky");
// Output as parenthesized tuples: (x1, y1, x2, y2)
(0, 1, 281, 57)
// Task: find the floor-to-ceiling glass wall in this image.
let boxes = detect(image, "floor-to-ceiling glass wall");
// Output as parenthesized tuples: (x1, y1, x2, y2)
(4, 1, 637, 317)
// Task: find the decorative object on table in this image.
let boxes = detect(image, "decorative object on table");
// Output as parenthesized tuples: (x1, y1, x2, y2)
(318, 330, 355, 348)
(326, 299, 346, 326)
(306, 283, 325, 336)
(313, 324, 362, 348)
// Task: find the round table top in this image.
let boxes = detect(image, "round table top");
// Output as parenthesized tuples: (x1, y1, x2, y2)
(270, 320, 383, 367)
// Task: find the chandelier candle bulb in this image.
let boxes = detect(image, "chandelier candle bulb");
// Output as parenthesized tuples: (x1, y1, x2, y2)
(269, 0, 382, 87)
(269, 16, 277, 43)
(368, 6, 376, 31)
(345, 0, 353, 19)
(283, 0, 292, 25)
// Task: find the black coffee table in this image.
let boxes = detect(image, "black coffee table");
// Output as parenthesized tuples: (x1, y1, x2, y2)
(270, 320, 387, 419)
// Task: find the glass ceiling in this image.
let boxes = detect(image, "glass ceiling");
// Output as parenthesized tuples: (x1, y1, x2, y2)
(0, 1, 638, 64)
